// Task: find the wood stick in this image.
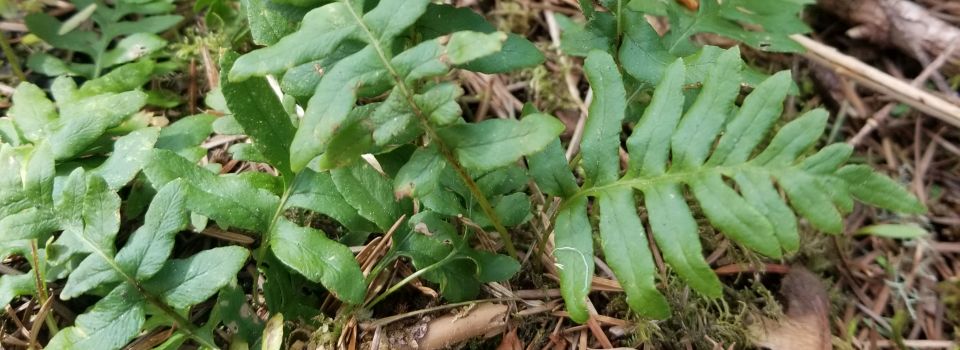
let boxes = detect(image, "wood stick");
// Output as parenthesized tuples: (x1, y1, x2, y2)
(817, 0, 960, 74)
(791, 35, 960, 128)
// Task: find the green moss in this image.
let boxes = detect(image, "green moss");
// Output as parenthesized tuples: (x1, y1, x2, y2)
(624, 274, 784, 349)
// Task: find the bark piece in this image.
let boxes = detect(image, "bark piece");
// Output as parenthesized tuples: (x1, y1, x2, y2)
(394, 303, 509, 350)
(818, 0, 960, 74)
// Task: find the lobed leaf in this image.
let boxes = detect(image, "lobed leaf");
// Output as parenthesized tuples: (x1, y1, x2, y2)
(50, 90, 147, 160)
(93, 127, 160, 190)
(8, 83, 57, 142)
(836, 165, 926, 214)
(438, 113, 565, 172)
(597, 189, 670, 319)
(269, 218, 366, 304)
(285, 169, 378, 234)
(155, 114, 216, 160)
(644, 184, 722, 297)
(689, 173, 780, 257)
(62, 179, 188, 298)
(47, 285, 146, 350)
(394, 145, 446, 199)
(221, 52, 297, 178)
(669, 47, 742, 170)
(229, 2, 357, 80)
(144, 149, 278, 232)
(630, 0, 813, 54)
(580, 50, 626, 186)
(706, 71, 792, 166)
(0, 274, 35, 309)
(446, 31, 507, 65)
(625, 58, 685, 177)
(241, 0, 310, 46)
(143, 246, 249, 309)
(754, 109, 829, 166)
(553, 197, 594, 323)
(395, 211, 520, 301)
(330, 162, 401, 231)
(289, 47, 384, 171)
(114, 179, 189, 280)
(777, 171, 843, 234)
(734, 172, 799, 252)
(527, 140, 579, 198)
(414, 4, 544, 73)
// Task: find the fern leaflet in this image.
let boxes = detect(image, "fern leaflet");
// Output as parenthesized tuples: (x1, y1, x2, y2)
(537, 47, 924, 322)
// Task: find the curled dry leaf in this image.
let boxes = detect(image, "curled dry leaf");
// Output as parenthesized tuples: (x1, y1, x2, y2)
(262, 313, 285, 350)
(496, 327, 523, 350)
(749, 267, 831, 350)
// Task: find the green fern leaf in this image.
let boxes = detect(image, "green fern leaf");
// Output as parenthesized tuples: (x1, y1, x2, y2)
(231, 0, 559, 173)
(25, 0, 180, 78)
(550, 47, 925, 322)
(52, 180, 246, 350)
(629, 0, 814, 54)
(393, 211, 521, 302)
(554, 197, 594, 323)
(580, 50, 627, 186)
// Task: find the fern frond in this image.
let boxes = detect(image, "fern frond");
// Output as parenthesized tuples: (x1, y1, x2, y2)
(629, 0, 814, 54)
(229, 0, 560, 264)
(542, 47, 925, 322)
(229, 0, 555, 174)
(25, 0, 180, 78)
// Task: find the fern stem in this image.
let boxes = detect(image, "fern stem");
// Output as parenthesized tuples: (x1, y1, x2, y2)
(29, 240, 59, 335)
(255, 184, 295, 270)
(615, 0, 623, 40)
(141, 290, 217, 348)
(76, 229, 217, 348)
(248, 181, 296, 312)
(342, 3, 520, 258)
(556, 164, 759, 212)
(364, 250, 457, 308)
(442, 150, 520, 257)
(0, 33, 26, 82)
(531, 198, 561, 269)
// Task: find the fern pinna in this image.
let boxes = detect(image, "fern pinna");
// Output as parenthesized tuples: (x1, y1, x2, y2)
(215, 0, 553, 312)
(532, 47, 925, 322)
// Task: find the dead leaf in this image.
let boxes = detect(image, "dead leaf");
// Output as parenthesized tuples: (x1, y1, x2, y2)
(749, 267, 831, 350)
(262, 313, 285, 350)
(676, 0, 699, 11)
(497, 327, 523, 350)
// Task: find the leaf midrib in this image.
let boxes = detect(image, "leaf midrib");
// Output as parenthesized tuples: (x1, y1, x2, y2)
(70, 195, 216, 348)
(342, 1, 520, 257)
(567, 162, 791, 208)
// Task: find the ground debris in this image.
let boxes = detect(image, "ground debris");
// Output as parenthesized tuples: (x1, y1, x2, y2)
(750, 267, 832, 350)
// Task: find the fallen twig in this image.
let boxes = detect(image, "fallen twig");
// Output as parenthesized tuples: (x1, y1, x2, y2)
(792, 35, 960, 128)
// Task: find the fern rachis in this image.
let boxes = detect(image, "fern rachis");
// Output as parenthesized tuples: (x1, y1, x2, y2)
(537, 46, 925, 322)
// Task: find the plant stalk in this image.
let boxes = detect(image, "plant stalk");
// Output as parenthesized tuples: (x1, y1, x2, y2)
(365, 251, 457, 308)
(255, 185, 295, 270)
(343, 4, 520, 259)
(77, 234, 217, 348)
(0, 33, 26, 82)
(29, 241, 59, 335)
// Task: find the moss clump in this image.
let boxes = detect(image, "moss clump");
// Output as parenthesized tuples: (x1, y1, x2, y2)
(624, 274, 785, 349)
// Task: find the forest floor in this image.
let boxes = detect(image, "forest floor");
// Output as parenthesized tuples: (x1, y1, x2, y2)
(1, 0, 959, 349)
